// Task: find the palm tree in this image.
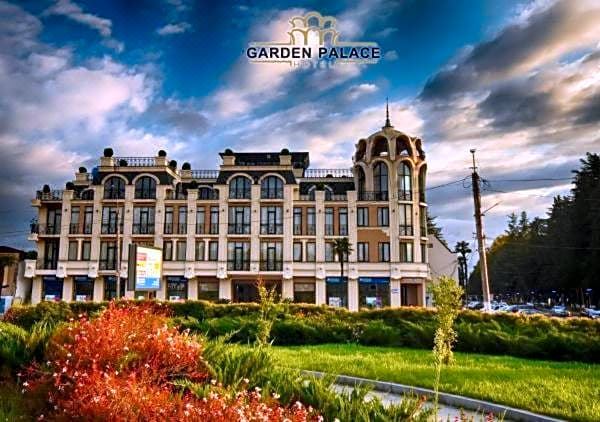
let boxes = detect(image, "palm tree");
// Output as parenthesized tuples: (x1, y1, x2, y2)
(454, 241, 472, 291)
(332, 238, 353, 282)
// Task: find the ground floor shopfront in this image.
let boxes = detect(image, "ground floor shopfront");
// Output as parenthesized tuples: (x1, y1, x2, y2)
(30, 275, 428, 311)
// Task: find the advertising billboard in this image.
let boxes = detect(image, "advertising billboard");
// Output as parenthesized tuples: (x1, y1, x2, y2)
(128, 245, 162, 291)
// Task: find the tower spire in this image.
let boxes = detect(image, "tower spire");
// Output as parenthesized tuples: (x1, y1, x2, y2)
(384, 97, 392, 127)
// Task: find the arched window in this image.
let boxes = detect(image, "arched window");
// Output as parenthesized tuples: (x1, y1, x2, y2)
(104, 176, 125, 199)
(229, 176, 251, 199)
(174, 183, 187, 200)
(198, 187, 218, 200)
(356, 167, 366, 194)
(261, 176, 283, 199)
(355, 140, 366, 161)
(419, 166, 427, 202)
(398, 163, 412, 200)
(371, 137, 389, 157)
(135, 176, 156, 199)
(396, 136, 412, 157)
(373, 162, 388, 200)
(80, 189, 94, 200)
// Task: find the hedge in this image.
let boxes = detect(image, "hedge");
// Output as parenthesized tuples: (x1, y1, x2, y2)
(4, 301, 600, 362)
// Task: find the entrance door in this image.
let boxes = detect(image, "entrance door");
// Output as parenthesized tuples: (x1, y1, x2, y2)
(401, 284, 420, 306)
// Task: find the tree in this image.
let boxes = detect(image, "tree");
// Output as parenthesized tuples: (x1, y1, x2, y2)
(454, 241, 471, 291)
(332, 238, 353, 282)
(427, 212, 447, 247)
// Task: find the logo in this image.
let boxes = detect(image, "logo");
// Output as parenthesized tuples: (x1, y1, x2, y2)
(245, 11, 380, 68)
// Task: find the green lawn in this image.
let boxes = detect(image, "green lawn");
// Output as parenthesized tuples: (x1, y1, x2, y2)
(270, 344, 600, 421)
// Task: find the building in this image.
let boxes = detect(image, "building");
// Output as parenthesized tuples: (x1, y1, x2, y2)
(0, 246, 27, 312)
(25, 114, 452, 310)
(424, 235, 459, 307)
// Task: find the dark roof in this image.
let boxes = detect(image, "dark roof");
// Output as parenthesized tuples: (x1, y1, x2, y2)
(217, 170, 297, 184)
(300, 181, 355, 194)
(0, 246, 25, 257)
(219, 151, 310, 169)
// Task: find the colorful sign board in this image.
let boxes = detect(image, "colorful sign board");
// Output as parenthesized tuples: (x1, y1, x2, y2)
(134, 246, 162, 290)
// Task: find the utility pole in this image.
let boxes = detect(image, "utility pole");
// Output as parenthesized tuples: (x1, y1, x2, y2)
(470, 149, 491, 311)
(115, 208, 122, 299)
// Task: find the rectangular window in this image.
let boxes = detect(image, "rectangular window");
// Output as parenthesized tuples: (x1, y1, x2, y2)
(196, 208, 205, 234)
(227, 241, 250, 270)
(101, 206, 122, 234)
(178, 206, 188, 234)
(339, 208, 348, 235)
(83, 206, 93, 234)
(167, 277, 187, 300)
(420, 206, 427, 237)
(163, 241, 173, 261)
(164, 206, 174, 234)
(68, 241, 78, 260)
(421, 242, 428, 263)
(293, 207, 302, 235)
(70, 207, 80, 234)
(325, 207, 334, 235)
(325, 242, 335, 262)
(260, 241, 283, 271)
(210, 206, 219, 234)
(47, 209, 62, 235)
(198, 281, 219, 301)
(293, 242, 303, 262)
(377, 207, 389, 227)
(378, 242, 390, 262)
(99, 241, 117, 270)
(81, 241, 91, 261)
(306, 242, 316, 262)
(176, 241, 187, 261)
(103, 276, 125, 301)
(260, 206, 283, 234)
(399, 204, 413, 235)
(306, 207, 316, 235)
(357, 242, 369, 262)
(357, 207, 369, 227)
(400, 241, 414, 263)
(195, 241, 205, 261)
(73, 277, 94, 301)
(228, 206, 251, 234)
(133, 207, 155, 234)
(294, 282, 315, 303)
(208, 241, 218, 261)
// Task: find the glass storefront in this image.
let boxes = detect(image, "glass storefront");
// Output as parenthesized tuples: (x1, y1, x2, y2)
(103, 276, 126, 300)
(359, 277, 390, 308)
(326, 277, 347, 308)
(198, 281, 219, 301)
(167, 276, 188, 301)
(294, 282, 315, 303)
(73, 276, 94, 301)
(42, 276, 63, 301)
(401, 284, 421, 306)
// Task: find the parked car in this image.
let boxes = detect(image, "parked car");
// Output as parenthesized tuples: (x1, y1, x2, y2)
(583, 308, 600, 319)
(467, 301, 483, 310)
(551, 306, 571, 317)
(516, 308, 544, 316)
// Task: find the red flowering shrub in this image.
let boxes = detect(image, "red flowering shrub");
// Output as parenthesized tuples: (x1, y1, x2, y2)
(24, 302, 316, 421)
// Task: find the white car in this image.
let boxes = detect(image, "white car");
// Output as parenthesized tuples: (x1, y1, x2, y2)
(584, 308, 600, 319)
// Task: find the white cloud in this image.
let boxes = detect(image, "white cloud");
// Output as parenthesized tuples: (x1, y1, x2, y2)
(156, 22, 191, 36)
(45, 0, 112, 37)
(384, 50, 399, 61)
(347, 83, 379, 100)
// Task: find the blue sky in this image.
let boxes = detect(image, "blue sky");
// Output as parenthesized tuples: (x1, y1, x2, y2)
(1, 0, 599, 257)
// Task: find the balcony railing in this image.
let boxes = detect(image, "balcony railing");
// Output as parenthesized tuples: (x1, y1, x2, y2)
(324, 224, 334, 236)
(339, 226, 348, 236)
(68, 223, 92, 234)
(31, 224, 61, 235)
(260, 223, 283, 235)
(398, 190, 412, 201)
(114, 157, 157, 167)
(164, 222, 174, 234)
(358, 191, 389, 201)
(99, 259, 116, 270)
(229, 189, 251, 199)
(36, 190, 63, 201)
(260, 189, 283, 199)
(209, 223, 219, 234)
(306, 224, 316, 235)
(325, 194, 347, 201)
(191, 169, 219, 179)
(176, 223, 187, 234)
(101, 223, 124, 234)
(228, 224, 251, 234)
(196, 223, 205, 234)
(399, 225, 414, 236)
(134, 189, 156, 199)
(293, 224, 302, 235)
(198, 189, 219, 200)
(132, 224, 155, 235)
(260, 261, 283, 271)
(37, 258, 57, 270)
(227, 260, 250, 271)
(304, 169, 353, 178)
(298, 194, 314, 201)
(73, 190, 94, 200)
(104, 189, 125, 200)
(165, 191, 187, 200)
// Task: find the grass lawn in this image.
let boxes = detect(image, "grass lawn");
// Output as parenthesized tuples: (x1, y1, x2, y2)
(270, 344, 600, 421)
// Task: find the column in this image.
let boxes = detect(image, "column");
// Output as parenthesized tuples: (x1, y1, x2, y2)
(282, 279, 293, 300)
(188, 277, 198, 300)
(63, 276, 73, 302)
(58, 191, 73, 261)
(250, 184, 260, 265)
(390, 278, 401, 307)
(93, 277, 104, 301)
(315, 278, 326, 305)
(31, 276, 42, 304)
(348, 278, 358, 311)
(219, 278, 232, 301)
(315, 191, 325, 262)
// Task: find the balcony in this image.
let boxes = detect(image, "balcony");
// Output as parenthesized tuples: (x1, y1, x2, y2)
(32, 224, 61, 235)
(325, 194, 348, 201)
(229, 189, 251, 200)
(99, 259, 116, 270)
(176, 223, 187, 234)
(209, 223, 219, 234)
(298, 194, 314, 201)
(260, 189, 283, 199)
(36, 190, 63, 201)
(101, 223, 123, 234)
(339, 226, 348, 236)
(293, 224, 302, 235)
(132, 224, 155, 235)
(260, 261, 283, 271)
(114, 156, 157, 167)
(399, 225, 414, 236)
(196, 223, 205, 234)
(165, 191, 187, 200)
(191, 169, 219, 179)
(324, 224, 334, 236)
(306, 224, 316, 235)
(37, 258, 57, 270)
(198, 188, 219, 200)
(304, 168, 353, 178)
(358, 191, 389, 201)
(260, 223, 283, 235)
(68, 223, 93, 234)
(104, 189, 125, 200)
(398, 190, 412, 201)
(227, 260, 250, 271)
(164, 223, 174, 234)
(228, 224, 251, 234)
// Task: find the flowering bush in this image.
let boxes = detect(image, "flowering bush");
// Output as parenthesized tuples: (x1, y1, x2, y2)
(23, 302, 316, 421)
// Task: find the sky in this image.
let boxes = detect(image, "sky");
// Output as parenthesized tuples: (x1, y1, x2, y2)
(0, 0, 599, 259)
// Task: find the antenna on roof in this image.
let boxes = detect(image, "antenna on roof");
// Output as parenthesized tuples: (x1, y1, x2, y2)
(384, 97, 392, 128)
